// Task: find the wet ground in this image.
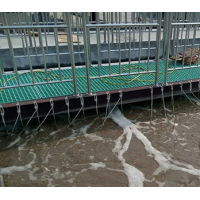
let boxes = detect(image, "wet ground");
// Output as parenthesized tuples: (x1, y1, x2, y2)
(0, 95, 200, 187)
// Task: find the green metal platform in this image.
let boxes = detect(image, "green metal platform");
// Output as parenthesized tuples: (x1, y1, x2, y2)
(1, 60, 200, 104)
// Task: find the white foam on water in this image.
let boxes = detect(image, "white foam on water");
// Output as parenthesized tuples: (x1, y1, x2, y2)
(150, 127, 156, 131)
(163, 138, 171, 144)
(66, 171, 71, 175)
(79, 121, 94, 135)
(110, 107, 200, 184)
(163, 108, 172, 112)
(179, 113, 187, 117)
(110, 108, 145, 187)
(28, 166, 39, 180)
(18, 142, 27, 151)
(90, 156, 94, 160)
(156, 181, 165, 187)
(69, 130, 79, 138)
(17, 140, 31, 161)
(52, 168, 65, 180)
(171, 129, 178, 136)
(90, 162, 106, 170)
(66, 162, 107, 184)
(49, 130, 60, 136)
(150, 121, 156, 125)
(181, 124, 190, 129)
(130, 123, 200, 178)
(67, 178, 74, 183)
(6, 137, 21, 149)
(169, 120, 178, 127)
(180, 143, 187, 146)
(190, 96, 200, 106)
(177, 137, 186, 141)
(0, 152, 36, 174)
(135, 125, 150, 129)
(43, 151, 53, 164)
(47, 178, 57, 187)
(43, 166, 50, 172)
(110, 108, 132, 128)
(138, 122, 151, 125)
(68, 121, 95, 138)
(84, 134, 104, 141)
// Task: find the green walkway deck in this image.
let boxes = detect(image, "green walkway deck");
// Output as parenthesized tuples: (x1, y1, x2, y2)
(1, 60, 200, 104)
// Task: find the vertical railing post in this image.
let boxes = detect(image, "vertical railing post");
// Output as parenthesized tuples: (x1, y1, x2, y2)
(155, 12, 162, 85)
(0, 59, 4, 88)
(82, 12, 91, 94)
(103, 12, 106, 43)
(163, 13, 168, 59)
(66, 12, 78, 96)
(2, 13, 20, 86)
(53, 12, 62, 82)
(34, 12, 42, 47)
(164, 12, 173, 85)
(23, 29, 34, 85)
(96, 12, 102, 77)
(35, 12, 48, 82)
(0, 13, 4, 74)
(25, 12, 33, 47)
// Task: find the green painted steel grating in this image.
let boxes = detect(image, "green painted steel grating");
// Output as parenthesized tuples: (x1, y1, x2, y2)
(1, 60, 200, 104)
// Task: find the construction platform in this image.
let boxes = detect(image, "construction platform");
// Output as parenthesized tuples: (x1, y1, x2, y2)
(1, 60, 200, 122)
(1, 60, 200, 105)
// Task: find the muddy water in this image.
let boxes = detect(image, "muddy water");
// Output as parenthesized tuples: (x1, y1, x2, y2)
(0, 96, 200, 187)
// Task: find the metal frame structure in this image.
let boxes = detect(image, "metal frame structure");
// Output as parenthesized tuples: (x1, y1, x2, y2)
(1, 12, 200, 123)
(0, 12, 163, 91)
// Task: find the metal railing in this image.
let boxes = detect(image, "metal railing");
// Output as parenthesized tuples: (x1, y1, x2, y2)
(164, 13, 200, 83)
(0, 13, 79, 96)
(1, 12, 200, 97)
(84, 16, 162, 94)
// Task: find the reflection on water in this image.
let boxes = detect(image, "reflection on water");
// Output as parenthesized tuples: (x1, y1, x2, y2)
(1, 95, 200, 187)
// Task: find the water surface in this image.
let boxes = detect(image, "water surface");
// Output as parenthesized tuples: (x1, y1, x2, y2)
(0, 96, 200, 187)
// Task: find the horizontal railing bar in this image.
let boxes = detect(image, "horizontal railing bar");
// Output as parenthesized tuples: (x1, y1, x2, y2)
(172, 22, 200, 26)
(12, 21, 65, 25)
(15, 52, 69, 58)
(0, 29, 161, 37)
(14, 51, 84, 58)
(86, 23, 159, 28)
(168, 65, 200, 71)
(174, 44, 200, 48)
(0, 25, 68, 30)
(0, 78, 74, 90)
(14, 47, 156, 58)
(90, 70, 156, 79)
(101, 47, 156, 53)
(0, 32, 68, 38)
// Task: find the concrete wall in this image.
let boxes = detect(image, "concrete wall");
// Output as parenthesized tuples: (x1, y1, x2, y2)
(1, 41, 162, 71)
(1, 39, 198, 71)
